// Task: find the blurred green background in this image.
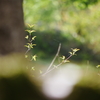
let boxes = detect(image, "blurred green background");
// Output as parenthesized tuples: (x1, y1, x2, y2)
(23, 0, 100, 66)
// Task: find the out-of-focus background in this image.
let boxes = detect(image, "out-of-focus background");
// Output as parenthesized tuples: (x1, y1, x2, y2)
(23, 0, 100, 68)
(0, 1, 100, 100)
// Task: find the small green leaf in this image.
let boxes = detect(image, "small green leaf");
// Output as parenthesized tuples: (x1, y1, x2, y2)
(31, 55, 37, 61)
(24, 45, 30, 49)
(25, 35, 29, 39)
(72, 48, 80, 52)
(70, 48, 80, 55)
(60, 56, 65, 60)
(27, 43, 33, 48)
(27, 24, 34, 28)
(62, 56, 65, 60)
(69, 52, 73, 55)
(26, 43, 36, 49)
(25, 30, 35, 34)
(32, 36, 36, 40)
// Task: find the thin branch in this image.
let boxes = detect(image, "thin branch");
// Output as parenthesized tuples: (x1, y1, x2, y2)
(66, 54, 72, 60)
(41, 54, 73, 77)
(38, 48, 79, 78)
(46, 43, 61, 72)
(42, 62, 63, 76)
(25, 48, 30, 54)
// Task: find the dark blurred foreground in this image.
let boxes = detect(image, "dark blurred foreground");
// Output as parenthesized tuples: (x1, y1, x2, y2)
(0, 54, 100, 100)
(0, 54, 46, 100)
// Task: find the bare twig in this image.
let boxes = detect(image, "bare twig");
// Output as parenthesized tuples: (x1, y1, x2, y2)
(38, 47, 80, 78)
(46, 43, 61, 72)
(42, 62, 63, 76)
(42, 54, 72, 76)
(65, 54, 72, 61)
(25, 48, 30, 54)
(41, 54, 73, 77)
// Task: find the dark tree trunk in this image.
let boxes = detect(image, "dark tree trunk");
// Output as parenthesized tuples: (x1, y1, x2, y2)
(0, 0, 25, 55)
(0, 1, 47, 100)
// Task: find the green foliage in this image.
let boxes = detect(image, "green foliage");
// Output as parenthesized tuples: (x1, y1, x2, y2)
(25, 25, 80, 76)
(67, 2, 100, 54)
(23, 0, 100, 25)
(70, 48, 80, 56)
(25, 24, 37, 62)
(60, 48, 80, 63)
(24, 1, 100, 65)
(67, 0, 99, 9)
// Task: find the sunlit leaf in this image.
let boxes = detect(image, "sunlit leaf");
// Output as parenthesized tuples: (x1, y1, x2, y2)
(70, 48, 80, 55)
(69, 52, 73, 55)
(72, 48, 80, 52)
(32, 55, 37, 61)
(32, 36, 36, 40)
(62, 56, 65, 60)
(24, 45, 29, 48)
(26, 43, 36, 49)
(60, 55, 65, 60)
(25, 30, 35, 34)
(27, 43, 33, 48)
(25, 35, 29, 39)
(27, 24, 34, 28)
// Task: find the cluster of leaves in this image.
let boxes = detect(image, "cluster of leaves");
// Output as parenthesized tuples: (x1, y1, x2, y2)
(61, 48, 80, 63)
(24, 1, 100, 57)
(25, 24, 37, 61)
(24, 1, 100, 60)
(25, 24, 44, 75)
(24, 28, 80, 76)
